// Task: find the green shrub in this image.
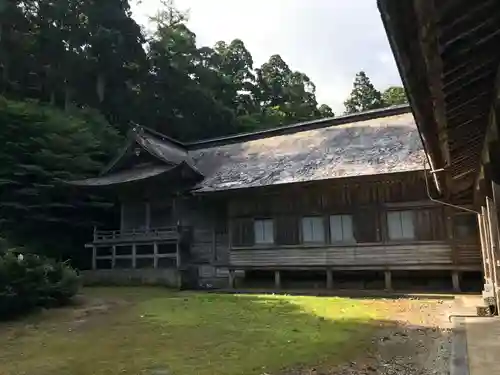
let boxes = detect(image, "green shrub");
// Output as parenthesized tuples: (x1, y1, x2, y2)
(0, 252, 80, 319)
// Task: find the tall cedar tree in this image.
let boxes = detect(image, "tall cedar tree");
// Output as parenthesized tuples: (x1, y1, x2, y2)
(344, 71, 384, 114)
(0, 96, 121, 266)
(0, 0, 334, 140)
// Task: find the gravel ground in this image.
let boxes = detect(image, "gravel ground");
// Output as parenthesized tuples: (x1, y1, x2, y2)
(287, 297, 455, 375)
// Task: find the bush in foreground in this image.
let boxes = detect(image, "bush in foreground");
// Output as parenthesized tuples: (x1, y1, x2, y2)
(0, 252, 80, 319)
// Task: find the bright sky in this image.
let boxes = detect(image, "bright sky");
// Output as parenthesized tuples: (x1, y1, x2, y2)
(131, 0, 402, 114)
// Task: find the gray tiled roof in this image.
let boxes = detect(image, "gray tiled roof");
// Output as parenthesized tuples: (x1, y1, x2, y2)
(69, 106, 426, 191)
(188, 111, 425, 192)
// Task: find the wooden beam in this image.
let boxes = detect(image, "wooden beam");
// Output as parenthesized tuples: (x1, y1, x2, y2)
(413, 0, 451, 187)
(441, 27, 500, 62)
(441, 14, 500, 53)
(447, 91, 489, 115)
(443, 58, 497, 90)
(439, 0, 498, 42)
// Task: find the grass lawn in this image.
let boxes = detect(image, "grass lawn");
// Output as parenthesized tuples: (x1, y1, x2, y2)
(0, 287, 392, 375)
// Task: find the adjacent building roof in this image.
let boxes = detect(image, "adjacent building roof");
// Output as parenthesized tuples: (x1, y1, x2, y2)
(71, 165, 175, 187)
(378, 0, 500, 198)
(70, 105, 426, 192)
(189, 106, 425, 192)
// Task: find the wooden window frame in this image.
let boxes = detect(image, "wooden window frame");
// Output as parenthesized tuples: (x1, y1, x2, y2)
(452, 212, 479, 243)
(329, 214, 356, 244)
(386, 209, 416, 242)
(300, 216, 326, 244)
(253, 218, 275, 245)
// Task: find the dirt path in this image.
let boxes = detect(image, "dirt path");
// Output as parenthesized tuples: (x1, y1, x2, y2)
(288, 298, 455, 375)
(333, 298, 454, 375)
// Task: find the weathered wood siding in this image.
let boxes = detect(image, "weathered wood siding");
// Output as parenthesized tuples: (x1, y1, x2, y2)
(177, 196, 230, 264)
(456, 244, 481, 265)
(222, 172, 481, 269)
(229, 243, 453, 268)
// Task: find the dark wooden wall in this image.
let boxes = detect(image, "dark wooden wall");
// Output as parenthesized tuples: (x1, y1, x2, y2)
(171, 171, 481, 270)
(223, 172, 481, 269)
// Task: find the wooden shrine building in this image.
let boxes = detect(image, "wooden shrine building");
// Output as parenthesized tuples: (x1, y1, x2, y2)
(72, 105, 481, 290)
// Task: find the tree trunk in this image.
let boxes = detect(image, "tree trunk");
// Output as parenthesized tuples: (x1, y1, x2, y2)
(64, 81, 72, 111)
(96, 73, 106, 103)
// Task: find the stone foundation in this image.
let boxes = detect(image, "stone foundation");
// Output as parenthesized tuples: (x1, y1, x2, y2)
(81, 268, 180, 288)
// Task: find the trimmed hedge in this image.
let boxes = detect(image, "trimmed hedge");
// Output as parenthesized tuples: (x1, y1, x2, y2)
(0, 252, 80, 319)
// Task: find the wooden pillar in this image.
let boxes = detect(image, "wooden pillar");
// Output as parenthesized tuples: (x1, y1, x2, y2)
(326, 268, 333, 289)
(384, 270, 392, 291)
(111, 245, 116, 269)
(120, 203, 125, 231)
(92, 246, 97, 270)
(274, 270, 281, 289)
(177, 271, 182, 290)
(132, 244, 137, 269)
(145, 202, 151, 230)
(212, 223, 217, 262)
(486, 197, 500, 307)
(481, 206, 494, 284)
(176, 240, 181, 269)
(478, 212, 491, 285)
(445, 207, 459, 267)
(452, 271, 461, 292)
(153, 242, 158, 268)
(491, 182, 500, 306)
(228, 269, 235, 289)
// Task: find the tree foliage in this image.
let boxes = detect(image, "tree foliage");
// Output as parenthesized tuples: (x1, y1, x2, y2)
(0, 0, 333, 141)
(0, 96, 121, 264)
(343, 71, 384, 114)
(382, 86, 408, 106)
(0, 0, 339, 265)
(343, 71, 408, 114)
